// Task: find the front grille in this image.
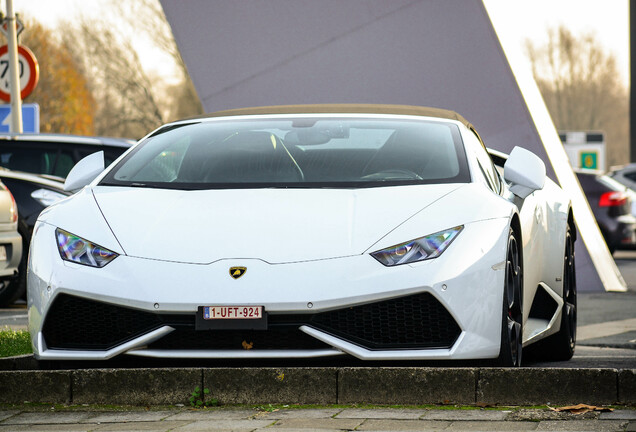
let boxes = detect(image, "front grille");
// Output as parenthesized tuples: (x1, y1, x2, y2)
(42, 294, 164, 350)
(42, 292, 461, 351)
(310, 292, 461, 349)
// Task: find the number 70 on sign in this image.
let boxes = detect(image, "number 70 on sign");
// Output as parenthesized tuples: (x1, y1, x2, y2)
(0, 44, 39, 102)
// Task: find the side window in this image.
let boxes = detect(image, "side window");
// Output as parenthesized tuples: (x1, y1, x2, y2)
(464, 129, 501, 194)
(0, 145, 54, 175)
(52, 151, 75, 177)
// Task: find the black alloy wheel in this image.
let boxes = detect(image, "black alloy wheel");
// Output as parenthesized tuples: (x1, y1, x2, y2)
(562, 226, 577, 353)
(498, 228, 523, 367)
(533, 224, 577, 360)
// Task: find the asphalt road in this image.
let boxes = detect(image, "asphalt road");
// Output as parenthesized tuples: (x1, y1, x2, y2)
(1, 252, 635, 368)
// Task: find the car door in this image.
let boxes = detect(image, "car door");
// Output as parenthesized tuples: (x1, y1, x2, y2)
(467, 135, 545, 325)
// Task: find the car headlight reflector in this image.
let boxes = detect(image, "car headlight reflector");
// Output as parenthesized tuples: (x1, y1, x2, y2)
(56, 228, 118, 267)
(371, 226, 463, 266)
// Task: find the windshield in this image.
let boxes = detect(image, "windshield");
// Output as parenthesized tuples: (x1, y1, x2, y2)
(100, 116, 470, 189)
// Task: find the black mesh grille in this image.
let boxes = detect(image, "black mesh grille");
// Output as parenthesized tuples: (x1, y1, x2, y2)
(42, 294, 164, 350)
(310, 292, 461, 349)
(42, 292, 460, 351)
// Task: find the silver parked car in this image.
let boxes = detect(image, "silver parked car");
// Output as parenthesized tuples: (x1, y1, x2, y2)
(0, 180, 22, 306)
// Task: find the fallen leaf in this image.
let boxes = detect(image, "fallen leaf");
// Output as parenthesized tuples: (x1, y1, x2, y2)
(242, 340, 254, 350)
(551, 404, 614, 415)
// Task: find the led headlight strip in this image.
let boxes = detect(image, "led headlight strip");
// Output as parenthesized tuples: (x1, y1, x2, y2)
(371, 226, 463, 266)
(56, 228, 118, 268)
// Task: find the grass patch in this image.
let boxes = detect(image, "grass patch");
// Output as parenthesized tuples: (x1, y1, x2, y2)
(0, 328, 32, 357)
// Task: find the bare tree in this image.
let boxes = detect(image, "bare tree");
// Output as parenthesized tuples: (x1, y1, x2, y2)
(113, 0, 204, 120)
(51, 0, 203, 138)
(12, 19, 95, 134)
(62, 19, 167, 138)
(526, 26, 629, 168)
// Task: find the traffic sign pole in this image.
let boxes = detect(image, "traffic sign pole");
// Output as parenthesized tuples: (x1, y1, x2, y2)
(5, 0, 21, 133)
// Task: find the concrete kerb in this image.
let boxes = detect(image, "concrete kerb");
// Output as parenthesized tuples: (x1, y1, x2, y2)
(0, 370, 71, 404)
(72, 368, 202, 405)
(0, 362, 634, 406)
(338, 367, 476, 405)
(476, 368, 620, 406)
(203, 367, 338, 405)
(620, 369, 636, 405)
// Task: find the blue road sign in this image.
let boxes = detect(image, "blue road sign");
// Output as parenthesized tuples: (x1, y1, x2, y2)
(0, 103, 39, 133)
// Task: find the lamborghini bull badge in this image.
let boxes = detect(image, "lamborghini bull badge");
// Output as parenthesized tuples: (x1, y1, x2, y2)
(229, 266, 246, 279)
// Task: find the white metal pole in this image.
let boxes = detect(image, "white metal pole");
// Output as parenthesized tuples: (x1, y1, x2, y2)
(6, 0, 22, 133)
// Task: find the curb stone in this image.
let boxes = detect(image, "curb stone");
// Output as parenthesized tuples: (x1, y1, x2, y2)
(338, 367, 476, 405)
(477, 368, 619, 405)
(0, 362, 634, 406)
(620, 369, 636, 405)
(0, 370, 70, 404)
(72, 368, 201, 405)
(204, 367, 337, 405)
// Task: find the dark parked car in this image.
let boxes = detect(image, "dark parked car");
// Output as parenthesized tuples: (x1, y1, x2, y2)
(0, 169, 70, 304)
(576, 170, 636, 253)
(0, 134, 134, 178)
(608, 163, 636, 192)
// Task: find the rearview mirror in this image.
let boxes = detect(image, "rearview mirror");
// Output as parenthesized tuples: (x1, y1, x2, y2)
(503, 146, 546, 199)
(64, 151, 105, 191)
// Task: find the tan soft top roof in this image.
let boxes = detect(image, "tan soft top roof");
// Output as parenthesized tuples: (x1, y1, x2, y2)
(197, 104, 473, 130)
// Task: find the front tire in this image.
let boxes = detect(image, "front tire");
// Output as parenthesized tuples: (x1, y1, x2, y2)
(498, 228, 523, 367)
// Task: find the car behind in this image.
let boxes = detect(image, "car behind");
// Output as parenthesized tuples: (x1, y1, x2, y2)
(0, 133, 134, 178)
(608, 163, 636, 192)
(576, 170, 636, 253)
(0, 180, 22, 306)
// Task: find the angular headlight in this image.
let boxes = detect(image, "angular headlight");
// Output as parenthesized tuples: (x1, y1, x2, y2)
(371, 226, 463, 266)
(56, 228, 118, 268)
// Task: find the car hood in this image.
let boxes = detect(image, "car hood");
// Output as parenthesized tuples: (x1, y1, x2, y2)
(91, 184, 462, 264)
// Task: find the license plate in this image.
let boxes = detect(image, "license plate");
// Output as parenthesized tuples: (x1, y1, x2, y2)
(196, 305, 268, 330)
(203, 306, 262, 320)
(0, 246, 6, 261)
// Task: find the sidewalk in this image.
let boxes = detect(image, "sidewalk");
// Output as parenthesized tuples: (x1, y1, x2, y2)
(0, 406, 635, 431)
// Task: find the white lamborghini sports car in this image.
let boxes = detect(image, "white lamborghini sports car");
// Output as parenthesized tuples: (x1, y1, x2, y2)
(27, 105, 576, 366)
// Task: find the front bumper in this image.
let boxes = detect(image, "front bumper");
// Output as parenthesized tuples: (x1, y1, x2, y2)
(28, 218, 510, 361)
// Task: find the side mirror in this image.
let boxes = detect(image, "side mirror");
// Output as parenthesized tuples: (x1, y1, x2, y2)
(504, 146, 546, 199)
(64, 151, 105, 191)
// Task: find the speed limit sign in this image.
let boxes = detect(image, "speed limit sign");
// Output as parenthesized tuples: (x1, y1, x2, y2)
(0, 45, 39, 102)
